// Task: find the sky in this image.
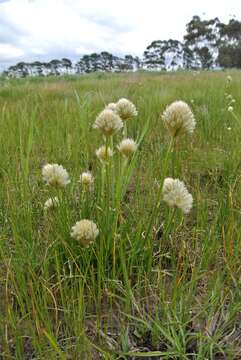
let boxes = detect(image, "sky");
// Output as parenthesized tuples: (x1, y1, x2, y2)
(0, 0, 241, 70)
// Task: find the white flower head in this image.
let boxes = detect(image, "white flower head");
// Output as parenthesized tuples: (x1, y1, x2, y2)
(105, 102, 117, 112)
(96, 145, 113, 162)
(162, 177, 193, 214)
(79, 171, 94, 191)
(42, 164, 70, 187)
(227, 75, 232, 82)
(71, 219, 99, 247)
(44, 197, 59, 211)
(228, 106, 234, 112)
(162, 100, 196, 137)
(93, 109, 123, 136)
(118, 138, 137, 158)
(116, 98, 138, 121)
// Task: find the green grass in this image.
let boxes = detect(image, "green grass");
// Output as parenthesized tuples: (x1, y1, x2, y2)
(0, 71, 241, 359)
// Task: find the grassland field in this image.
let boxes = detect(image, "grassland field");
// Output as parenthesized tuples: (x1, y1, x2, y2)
(0, 71, 240, 359)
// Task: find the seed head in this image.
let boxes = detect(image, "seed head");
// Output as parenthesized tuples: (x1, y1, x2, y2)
(162, 177, 193, 214)
(105, 102, 117, 112)
(71, 219, 99, 246)
(162, 100, 196, 137)
(79, 172, 94, 191)
(93, 109, 123, 136)
(96, 145, 113, 162)
(118, 138, 137, 158)
(44, 197, 59, 211)
(116, 98, 138, 121)
(42, 164, 70, 187)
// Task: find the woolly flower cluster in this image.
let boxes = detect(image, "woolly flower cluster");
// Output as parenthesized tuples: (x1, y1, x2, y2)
(71, 219, 99, 247)
(162, 178, 193, 214)
(226, 75, 232, 83)
(105, 103, 117, 112)
(79, 172, 94, 191)
(225, 93, 235, 113)
(162, 101, 196, 137)
(44, 197, 59, 211)
(115, 98, 138, 120)
(118, 138, 137, 158)
(93, 109, 123, 136)
(96, 145, 113, 162)
(42, 164, 70, 187)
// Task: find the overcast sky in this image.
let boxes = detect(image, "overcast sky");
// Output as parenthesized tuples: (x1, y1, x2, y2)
(0, 0, 241, 69)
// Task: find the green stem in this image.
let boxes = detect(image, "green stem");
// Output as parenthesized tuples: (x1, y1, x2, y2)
(144, 138, 174, 272)
(123, 122, 127, 138)
(111, 156, 128, 280)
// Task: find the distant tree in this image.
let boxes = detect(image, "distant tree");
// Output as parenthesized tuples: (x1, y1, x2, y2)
(81, 55, 91, 73)
(218, 44, 241, 68)
(61, 58, 72, 73)
(134, 56, 141, 70)
(217, 19, 241, 68)
(15, 62, 29, 77)
(49, 59, 62, 75)
(195, 47, 213, 69)
(143, 40, 185, 70)
(184, 16, 220, 68)
(100, 51, 114, 71)
(43, 62, 51, 76)
(89, 53, 102, 72)
(31, 61, 44, 76)
(123, 55, 135, 70)
(111, 55, 123, 72)
(218, 19, 241, 44)
(163, 40, 184, 70)
(121, 55, 141, 71)
(75, 59, 85, 74)
(183, 45, 195, 69)
(7, 65, 17, 77)
(143, 40, 166, 69)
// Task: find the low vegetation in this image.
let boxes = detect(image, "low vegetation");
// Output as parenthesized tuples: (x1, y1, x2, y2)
(0, 71, 240, 359)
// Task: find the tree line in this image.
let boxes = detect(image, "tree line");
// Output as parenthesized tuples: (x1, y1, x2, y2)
(3, 54, 141, 78)
(3, 16, 241, 77)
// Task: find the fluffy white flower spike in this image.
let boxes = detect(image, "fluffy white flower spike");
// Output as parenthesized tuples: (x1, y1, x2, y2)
(79, 171, 94, 192)
(71, 219, 99, 247)
(96, 145, 113, 162)
(162, 178, 193, 214)
(105, 102, 117, 112)
(118, 138, 137, 158)
(44, 197, 59, 211)
(93, 109, 123, 136)
(116, 98, 138, 121)
(162, 100, 196, 137)
(42, 164, 70, 187)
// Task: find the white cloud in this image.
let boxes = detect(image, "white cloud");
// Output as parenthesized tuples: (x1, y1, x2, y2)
(0, 0, 241, 67)
(75, 46, 92, 55)
(31, 48, 46, 55)
(0, 43, 24, 60)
